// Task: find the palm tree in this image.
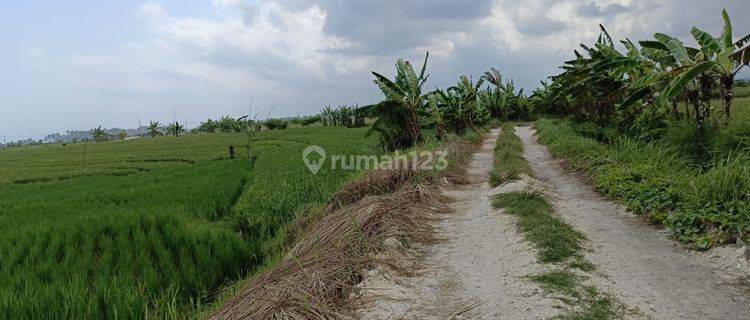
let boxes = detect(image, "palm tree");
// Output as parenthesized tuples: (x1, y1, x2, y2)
(92, 126, 107, 142)
(364, 52, 430, 150)
(148, 121, 162, 137)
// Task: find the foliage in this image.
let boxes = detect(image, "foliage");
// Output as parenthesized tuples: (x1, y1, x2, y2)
(540, 10, 749, 135)
(167, 122, 185, 137)
(535, 118, 750, 248)
(92, 126, 108, 142)
(319, 105, 366, 128)
(264, 118, 288, 130)
(478, 70, 532, 121)
(148, 121, 163, 138)
(364, 52, 430, 150)
(431, 75, 490, 134)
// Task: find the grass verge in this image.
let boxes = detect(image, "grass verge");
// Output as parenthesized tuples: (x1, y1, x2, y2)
(534, 118, 750, 248)
(489, 126, 532, 186)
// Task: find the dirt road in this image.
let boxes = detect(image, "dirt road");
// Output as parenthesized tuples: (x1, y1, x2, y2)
(515, 125, 750, 320)
(356, 128, 562, 319)
(356, 127, 750, 320)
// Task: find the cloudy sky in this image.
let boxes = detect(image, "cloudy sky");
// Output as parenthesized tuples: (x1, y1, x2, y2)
(1, 0, 748, 140)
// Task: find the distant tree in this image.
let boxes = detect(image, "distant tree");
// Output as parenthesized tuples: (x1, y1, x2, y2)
(264, 118, 288, 130)
(198, 119, 218, 133)
(92, 126, 107, 142)
(168, 122, 185, 137)
(148, 121, 162, 137)
(118, 131, 128, 140)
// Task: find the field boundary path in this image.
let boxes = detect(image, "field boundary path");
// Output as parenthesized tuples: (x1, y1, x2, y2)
(356, 128, 563, 319)
(515, 125, 750, 320)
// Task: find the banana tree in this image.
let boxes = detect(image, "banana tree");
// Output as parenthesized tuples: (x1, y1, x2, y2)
(364, 52, 430, 150)
(92, 126, 107, 142)
(689, 9, 750, 122)
(352, 104, 367, 127)
(337, 105, 353, 127)
(319, 106, 334, 126)
(148, 121, 163, 137)
(427, 94, 447, 140)
(168, 122, 185, 137)
(646, 10, 749, 126)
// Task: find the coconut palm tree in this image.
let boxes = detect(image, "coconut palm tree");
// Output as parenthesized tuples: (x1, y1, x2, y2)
(363, 52, 430, 150)
(148, 121, 162, 137)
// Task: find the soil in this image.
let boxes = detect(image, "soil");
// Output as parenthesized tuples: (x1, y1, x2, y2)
(355, 128, 561, 319)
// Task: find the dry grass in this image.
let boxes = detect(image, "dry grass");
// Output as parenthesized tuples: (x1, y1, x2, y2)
(210, 137, 477, 320)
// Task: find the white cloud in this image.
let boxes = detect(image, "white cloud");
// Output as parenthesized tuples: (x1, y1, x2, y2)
(4, 0, 749, 139)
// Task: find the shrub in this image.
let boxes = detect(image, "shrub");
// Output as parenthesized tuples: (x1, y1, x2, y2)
(264, 119, 288, 130)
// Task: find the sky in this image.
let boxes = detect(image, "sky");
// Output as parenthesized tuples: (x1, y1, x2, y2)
(1, 0, 749, 140)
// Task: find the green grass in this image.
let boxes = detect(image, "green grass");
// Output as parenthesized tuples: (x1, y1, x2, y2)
(0, 126, 378, 318)
(735, 85, 750, 99)
(555, 291, 619, 320)
(534, 116, 750, 248)
(489, 126, 531, 186)
(531, 270, 579, 295)
(492, 192, 583, 263)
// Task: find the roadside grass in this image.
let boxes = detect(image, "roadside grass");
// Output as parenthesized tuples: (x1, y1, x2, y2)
(489, 126, 532, 186)
(534, 117, 750, 248)
(490, 127, 622, 319)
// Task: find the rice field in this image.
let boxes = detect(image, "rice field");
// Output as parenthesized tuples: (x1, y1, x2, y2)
(0, 126, 378, 318)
